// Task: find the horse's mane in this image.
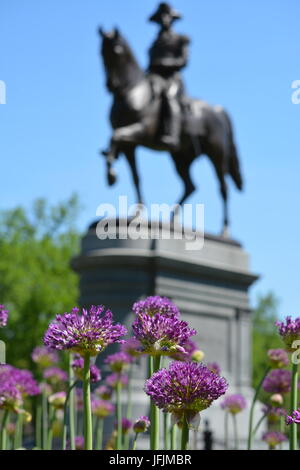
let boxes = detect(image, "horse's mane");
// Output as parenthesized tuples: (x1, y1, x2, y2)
(102, 31, 144, 93)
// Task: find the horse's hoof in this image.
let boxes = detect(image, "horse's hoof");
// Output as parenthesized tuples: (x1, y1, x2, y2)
(107, 171, 117, 186)
(101, 149, 109, 157)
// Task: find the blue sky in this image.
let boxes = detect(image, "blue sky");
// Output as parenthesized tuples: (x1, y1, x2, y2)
(1, 0, 299, 316)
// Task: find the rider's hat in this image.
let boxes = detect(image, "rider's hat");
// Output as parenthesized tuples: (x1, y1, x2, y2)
(149, 3, 182, 24)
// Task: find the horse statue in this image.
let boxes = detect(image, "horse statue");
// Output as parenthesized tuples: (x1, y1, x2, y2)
(99, 27, 243, 233)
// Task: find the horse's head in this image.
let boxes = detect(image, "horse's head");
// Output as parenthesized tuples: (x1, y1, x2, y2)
(99, 27, 143, 93)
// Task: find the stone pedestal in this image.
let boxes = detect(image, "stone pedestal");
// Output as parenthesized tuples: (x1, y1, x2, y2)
(71, 219, 259, 449)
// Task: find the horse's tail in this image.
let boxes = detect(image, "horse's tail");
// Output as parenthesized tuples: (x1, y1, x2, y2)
(219, 109, 243, 191)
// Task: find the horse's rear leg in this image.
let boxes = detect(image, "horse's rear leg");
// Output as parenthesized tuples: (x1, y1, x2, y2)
(211, 157, 229, 235)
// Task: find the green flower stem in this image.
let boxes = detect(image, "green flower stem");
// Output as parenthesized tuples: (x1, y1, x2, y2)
(252, 413, 266, 440)
(224, 410, 229, 449)
(83, 352, 93, 450)
(181, 416, 189, 451)
(35, 399, 42, 448)
(62, 379, 78, 450)
(47, 405, 56, 450)
(149, 356, 154, 449)
(14, 413, 23, 449)
(170, 423, 177, 450)
(150, 355, 161, 450)
(116, 380, 123, 450)
(95, 418, 104, 450)
(68, 354, 76, 450)
(124, 364, 133, 450)
(132, 433, 138, 450)
(0, 410, 9, 450)
(42, 388, 48, 450)
(247, 366, 271, 450)
(290, 362, 298, 450)
(163, 412, 169, 450)
(232, 413, 238, 450)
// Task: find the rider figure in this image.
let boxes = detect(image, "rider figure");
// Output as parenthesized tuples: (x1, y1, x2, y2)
(148, 3, 190, 149)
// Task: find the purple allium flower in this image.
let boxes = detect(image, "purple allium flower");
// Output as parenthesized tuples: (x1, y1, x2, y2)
(145, 361, 228, 423)
(92, 398, 115, 418)
(114, 417, 132, 434)
(31, 346, 59, 368)
(207, 362, 221, 375)
(44, 305, 127, 356)
(267, 349, 289, 369)
(105, 373, 128, 389)
(221, 394, 247, 415)
(0, 372, 23, 412)
(72, 355, 101, 383)
(262, 431, 288, 449)
(43, 366, 68, 385)
(0, 365, 40, 411)
(286, 408, 300, 425)
(105, 352, 133, 373)
(0, 305, 8, 328)
(67, 436, 84, 450)
(121, 338, 144, 357)
(262, 369, 291, 394)
(94, 385, 113, 400)
(276, 316, 300, 351)
(132, 296, 180, 318)
(48, 391, 66, 409)
(132, 313, 196, 357)
(133, 416, 150, 434)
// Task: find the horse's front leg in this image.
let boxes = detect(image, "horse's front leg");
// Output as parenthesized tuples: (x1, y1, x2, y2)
(101, 138, 119, 186)
(124, 147, 144, 206)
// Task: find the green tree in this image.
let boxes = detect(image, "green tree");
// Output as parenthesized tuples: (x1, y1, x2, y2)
(252, 291, 282, 388)
(0, 194, 81, 368)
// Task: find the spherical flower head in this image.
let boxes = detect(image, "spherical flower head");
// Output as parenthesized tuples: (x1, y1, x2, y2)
(114, 417, 132, 434)
(145, 361, 228, 425)
(105, 352, 133, 373)
(276, 316, 300, 351)
(72, 355, 101, 383)
(92, 398, 115, 418)
(132, 296, 180, 318)
(31, 346, 59, 368)
(44, 305, 127, 356)
(206, 362, 221, 375)
(262, 431, 287, 449)
(270, 393, 283, 406)
(262, 404, 287, 424)
(262, 369, 291, 394)
(48, 391, 66, 409)
(94, 385, 113, 400)
(221, 394, 247, 415)
(67, 436, 84, 450)
(132, 313, 196, 357)
(105, 373, 128, 389)
(121, 338, 144, 358)
(192, 350, 205, 362)
(43, 366, 68, 386)
(18, 409, 32, 424)
(0, 305, 8, 328)
(267, 349, 289, 369)
(133, 416, 150, 434)
(286, 408, 300, 425)
(0, 365, 40, 398)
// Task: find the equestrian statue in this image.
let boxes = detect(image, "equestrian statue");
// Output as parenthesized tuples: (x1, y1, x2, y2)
(99, 3, 243, 233)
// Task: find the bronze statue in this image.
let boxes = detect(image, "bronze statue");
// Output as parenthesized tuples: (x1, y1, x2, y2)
(99, 2, 243, 232)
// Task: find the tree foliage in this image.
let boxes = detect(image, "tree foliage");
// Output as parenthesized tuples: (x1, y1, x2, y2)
(252, 291, 282, 388)
(0, 195, 81, 368)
